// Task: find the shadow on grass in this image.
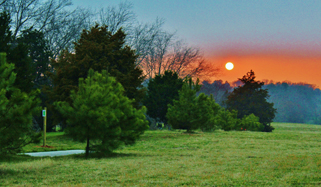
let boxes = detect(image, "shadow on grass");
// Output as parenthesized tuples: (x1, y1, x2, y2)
(0, 152, 138, 178)
(0, 154, 39, 163)
(68, 152, 139, 160)
(0, 154, 44, 177)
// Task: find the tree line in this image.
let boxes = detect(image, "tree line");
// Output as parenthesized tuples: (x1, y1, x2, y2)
(200, 79, 321, 125)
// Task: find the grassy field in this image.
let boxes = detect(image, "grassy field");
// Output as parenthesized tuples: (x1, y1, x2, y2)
(1, 122, 321, 186)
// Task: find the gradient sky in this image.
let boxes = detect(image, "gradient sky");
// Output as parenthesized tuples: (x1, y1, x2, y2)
(73, 0, 321, 88)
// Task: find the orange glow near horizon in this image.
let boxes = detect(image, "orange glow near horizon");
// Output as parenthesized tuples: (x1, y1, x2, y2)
(206, 54, 321, 89)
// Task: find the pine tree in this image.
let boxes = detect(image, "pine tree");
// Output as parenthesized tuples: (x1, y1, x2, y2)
(226, 70, 276, 132)
(55, 69, 148, 157)
(167, 77, 220, 132)
(0, 53, 41, 154)
(196, 93, 221, 132)
(144, 70, 184, 125)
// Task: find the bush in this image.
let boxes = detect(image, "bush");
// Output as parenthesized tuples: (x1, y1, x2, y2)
(215, 109, 239, 131)
(239, 114, 264, 131)
(217, 109, 264, 132)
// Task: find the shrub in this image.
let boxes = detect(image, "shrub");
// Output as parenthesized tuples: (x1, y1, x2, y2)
(239, 114, 264, 131)
(216, 109, 239, 131)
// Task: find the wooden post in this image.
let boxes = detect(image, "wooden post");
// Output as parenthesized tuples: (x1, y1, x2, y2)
(43, 107, 47, 147)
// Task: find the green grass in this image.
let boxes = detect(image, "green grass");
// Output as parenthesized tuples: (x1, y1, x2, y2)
(1, 122, 321, 186)
(21, 132, 85, 153)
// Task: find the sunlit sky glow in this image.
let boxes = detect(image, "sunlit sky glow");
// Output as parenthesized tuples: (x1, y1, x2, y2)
(73, 0, 321, 88)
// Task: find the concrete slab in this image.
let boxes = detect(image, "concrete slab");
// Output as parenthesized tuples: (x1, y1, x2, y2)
(21, 150, 85, 157)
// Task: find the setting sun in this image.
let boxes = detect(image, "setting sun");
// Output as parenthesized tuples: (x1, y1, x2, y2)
(225, 62, 234, 70)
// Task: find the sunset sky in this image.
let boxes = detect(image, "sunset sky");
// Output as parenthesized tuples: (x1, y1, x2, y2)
(73, 0, 321, 88)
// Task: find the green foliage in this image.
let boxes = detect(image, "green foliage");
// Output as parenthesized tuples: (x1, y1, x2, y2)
(216, 109, 239, 131)
(196, 93, 221, 132)
(144, 71, 184, 125)
(167, 77, 219, 132)
(7, 43, 35, 93)
(46, 24, 145, 128)
(55, 69, 148, 156)
(0, 11, 37, 94)
(217, 110, 264, 132)
(0, 53, 41, 155)
(239, 114, 264, 131)
(226, 70, 276, 132)
(166, 78, 199, 132)
(16, 29, 53, 130)
(17, 29, 52, 89)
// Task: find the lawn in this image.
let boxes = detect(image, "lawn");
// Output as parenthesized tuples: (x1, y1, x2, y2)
(1, 122, 321, 186)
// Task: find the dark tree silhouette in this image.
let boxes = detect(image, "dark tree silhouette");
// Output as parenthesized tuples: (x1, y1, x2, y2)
(0, 11, 36, 94)
(44, 25, 145, 128)
(226, 70, 276, 132)
(143, 70, 183, 126)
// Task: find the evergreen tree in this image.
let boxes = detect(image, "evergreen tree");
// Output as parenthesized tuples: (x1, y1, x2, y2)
(0, 53, 41, 154)
(0, 11, 11, 54)
(45, 25, 145, 128)
(17, 29, 52, 89)
(167, 77, 220, 132)
(16, 29, 53, 130)
(226, 70, 276, 132)
(0, 11, 36, 94)
(196, 93, 221, 132)
(55, 69, 148, 157)
(7, 43, 35, 93)
(144, 70, 183, 125)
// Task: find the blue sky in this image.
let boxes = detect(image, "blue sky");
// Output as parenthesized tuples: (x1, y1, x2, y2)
(72, 0, 321, 87)
(73, 0, 321, 56)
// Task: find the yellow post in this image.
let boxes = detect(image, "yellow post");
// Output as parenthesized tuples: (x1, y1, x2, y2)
(43, 107, 47, 147)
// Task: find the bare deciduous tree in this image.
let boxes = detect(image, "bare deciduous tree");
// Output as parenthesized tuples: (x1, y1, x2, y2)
(1, 0, 219, 79)
(137, 32, 219, 79)
(0, 0, 91, 57)
(95, 2, 219, 79)
(98, 1, 135, 35)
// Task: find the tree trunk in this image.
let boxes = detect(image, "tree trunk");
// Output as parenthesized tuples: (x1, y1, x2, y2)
(86, 137, 90, 158)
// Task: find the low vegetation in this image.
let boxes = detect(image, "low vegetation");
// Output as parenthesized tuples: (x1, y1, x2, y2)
(1, 123, 321, 186)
